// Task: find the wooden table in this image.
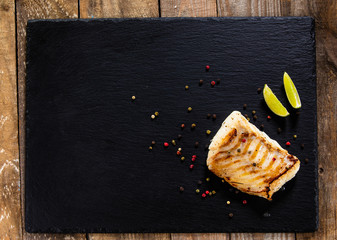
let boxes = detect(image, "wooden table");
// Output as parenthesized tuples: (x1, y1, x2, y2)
(0, 0, 335, 239)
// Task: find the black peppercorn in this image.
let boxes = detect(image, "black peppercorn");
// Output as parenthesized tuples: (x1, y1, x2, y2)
(199, 79, 204, 85)
(305, 158, 309, 164)
(229, 213, 234, 218)
(277, 128, 282, 134)
(177, 134, 182, 140)
(151, 141, 156, 145)
(301, 143, 305, 149)
(212, 114, 217, 120)
(207, 113, 211, 119)
(253, 115, 257, 120)
(257, 88, 262, 94)
(260, 124, 264, 130)
(198, 180, 202, 185)
(216, 78, 220, 85)
(195, 141, 199, 148)
(243, 104, 247, 109)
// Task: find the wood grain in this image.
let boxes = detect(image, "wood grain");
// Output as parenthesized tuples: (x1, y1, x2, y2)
(79, 3, 163, 240)
(80, 0, 159, 18)
(0, 0, 21, 239)
(160, 1, 226, 239)
(16, 1, 85, 239)
(160, 0, 217, 17)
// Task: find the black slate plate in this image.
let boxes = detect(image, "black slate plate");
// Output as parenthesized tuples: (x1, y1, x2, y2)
(25, 17, 318, 233)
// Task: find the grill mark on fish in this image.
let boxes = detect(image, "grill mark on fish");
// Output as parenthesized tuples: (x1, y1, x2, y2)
(221, 128, 237, 147)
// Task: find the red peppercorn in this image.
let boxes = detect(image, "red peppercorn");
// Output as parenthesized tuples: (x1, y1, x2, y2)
(189, 164, 194, 169)
(181, 124, 185, 129)
(267, 115, 271, 120)
(164, 142, 169, 147)
(205, 190, 210, 195)
(202, 193, 206, 198)
(243, 200, 247, 204)
(272, 157, 276, 161)
(286, 141, 291, 146)
(192, 155, 196, 158)
(177, 151, 181, 156)
(242, 139, 246, 143)
(211, 81, 216, 86)
(191, 157, 196, 162)
(205, 65, 210, 71)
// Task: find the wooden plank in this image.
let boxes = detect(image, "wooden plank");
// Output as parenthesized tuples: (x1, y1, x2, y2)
(80, 0, 159, 18)
(79, 3, 165, 240)
(296, 0, 337, 239)
(160, 1, 225, 239)
(16, 1, 86, 239)
(0, 0, 21, 239)
(160, 0, 217, 17)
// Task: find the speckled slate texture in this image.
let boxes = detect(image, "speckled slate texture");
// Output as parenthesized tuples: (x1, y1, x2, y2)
(25, 17, 317, 233)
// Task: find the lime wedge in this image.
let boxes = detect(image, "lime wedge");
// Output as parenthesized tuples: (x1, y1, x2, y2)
(284, 72, 301, 109)
(263, 84, 289, 117)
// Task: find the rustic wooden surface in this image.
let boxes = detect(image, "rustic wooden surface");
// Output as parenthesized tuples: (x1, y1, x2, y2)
(0, 0, 334, 239)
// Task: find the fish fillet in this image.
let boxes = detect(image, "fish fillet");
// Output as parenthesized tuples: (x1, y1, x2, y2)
(207, 111, 300, 200)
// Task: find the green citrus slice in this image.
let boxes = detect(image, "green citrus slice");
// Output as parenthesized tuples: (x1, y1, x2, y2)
(284, 72, 301, 109)
(263, 84, 289, 117)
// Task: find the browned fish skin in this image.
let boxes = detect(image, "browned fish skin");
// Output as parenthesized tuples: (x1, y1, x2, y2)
(207, 111, 300, 200)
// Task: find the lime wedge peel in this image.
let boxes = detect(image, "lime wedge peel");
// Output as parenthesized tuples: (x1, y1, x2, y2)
(263, 84, 290, 117)
(284, 72, 301, 109)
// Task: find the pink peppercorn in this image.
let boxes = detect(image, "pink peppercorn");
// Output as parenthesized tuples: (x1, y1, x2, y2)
(243, 200, 247, 204)
(177, 151, 181, 156)
(286, 141, 291, 146)
(181, 124, 185, 129)
(211, 81, 216, 86)
(242, 139, 246, 143)
(205, 190, 210, 195)
(272, 157, 276, 161)
(189, 164, 194, 169)
(164, 142, 169, 147)
(192, 157, 196, 162)
(202, 193, 206, 198)
(205, 65, 210, 71)
(267, 115, 271, 120)
(192, 155, 197, 158)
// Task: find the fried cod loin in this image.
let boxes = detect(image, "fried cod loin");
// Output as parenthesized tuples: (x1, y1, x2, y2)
(207, 111, 300, 200)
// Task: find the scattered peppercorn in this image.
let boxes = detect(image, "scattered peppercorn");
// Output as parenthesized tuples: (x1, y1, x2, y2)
(207, 113, 211, 118)
(247, 117, 250, 121)
(187, 107, 192, 112)
(181, 124, 185, 129)
(248, 151, 251, 154)
(212, 190, 216, 194)
(164, 142, 169, 147)
(257, 88, 262, 94)
(179, 186, 184, 192)
(204, 144, 209, 150)
(151, 141, 156, 145)
(202, 193, 206, 198)
(228, 213, 234, 218)
(293, 134, 297, 139)
(253, 115, 257, 121)
(235, 190, 239, 194)
(185, 85, 189, 90)
(211, 81, 216, 86)
(206, 177, 210, 182)
(177, 134, 182, 140)
(176, 151, 181, 156)
(243, 104, 247, 109)
(277, 128, 282, 134)
(155, 111, 159, 116)
(227, 201, 231, 205)
(206, 130, 211, 135)
(237, 148, 241, 153)
(205, 65, 210, 71)
(305, 158, 309, 164)
(267, 115, 271, 120)
(222, 179, 225, 183)
(172, 140, 176, 146)
(252, 110, 256, 115)
(189, 164, 194, 169)
(178, 147, 182, 151)
(286, 141, 291, 146)
(301, 143, 305, 149)
(212, 114, 217, 120)
(242, 139, 246, 143)
(260, 124, 264, 130)
(192, 155, 196, 159)
(216, 78, 220, 85)
(151, 114, 155, 119)
(205, 190, 210, 195)
(263, 212, 271, 218)
(181, 156, 185, 161)
(243, 200, 247, 204)
(198, 180, 202, 185)
(131, 96, 136, 100)
(149, 146, 153, 150)
(272, 157, 276, 161)
(208, 192, 213, 196)
(195, 141, 199, 148)
(199, 79, 204, 85)
(252, 163, 257, 167)
(196, 189, 200, 194)
(244, 114, 249, 118)
(191, 157, 196, 162)
(191, 123, 196, 129)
